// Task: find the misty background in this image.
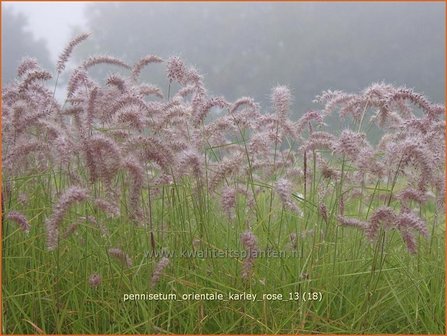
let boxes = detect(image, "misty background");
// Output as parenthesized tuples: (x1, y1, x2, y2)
(2, 1, 445, 114)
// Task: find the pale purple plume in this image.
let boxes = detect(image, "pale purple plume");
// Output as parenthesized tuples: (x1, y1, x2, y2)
(88, 273, 102, 288)
(240, 230, 259, 280)
(151, 257, 170, 287)
(7, 211, 30, 233)
(57, 32, 90, 73)
(45, 186, 89, 251)
(108, 247, 133, 268)
(275, 178, 303, 216)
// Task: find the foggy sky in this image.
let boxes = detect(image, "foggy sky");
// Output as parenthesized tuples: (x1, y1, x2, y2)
(2, 1, 445, 107)
(3, 1, 86, 62)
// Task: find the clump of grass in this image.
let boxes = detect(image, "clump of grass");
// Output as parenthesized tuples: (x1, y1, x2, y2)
(2, 33, 445, 334)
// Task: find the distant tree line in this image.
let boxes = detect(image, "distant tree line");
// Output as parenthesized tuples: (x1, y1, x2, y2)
(3, 2, 444, 115)
(73, 2, 444, 112)
(2, 7, 52, 83)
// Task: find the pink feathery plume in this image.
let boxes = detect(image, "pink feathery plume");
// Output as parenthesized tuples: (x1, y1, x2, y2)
(66, 68, 92, 98)
(195, 96, 229, 125)
(124, 135, 173, 172)
(396, 188, 428, 204)
(57, 32, 90, 73)
(399, 228, 417, 254)
(18, 70, 52, 92)
(386, 88, 440, 118)
(221, 186, 237, 219)
(115, 107, 146, 131)
(275, 178, 303, 216)
(336, 215, 368, 231)
(138, 84, 164, 98)
(88, 134, 122, 182)
(397, 139, 434, 192)
(81, 55, 130, 70)
(319, 203, 328, 224)
(94, 198, 120, 218)
(7, 211, 30, 233)
(302, 131, 336, 152)
(397, 210, 428, 238)
(151, 257, 170, 287)
(167, 56, 188, 85)
(176, 149, 203, 179)
(124, 156, 145, 222)
(272, 85, 291, 124)
(332, 129, 366, 160)
(209, 155, 242, 191)
(86, 87, 98, 130)
(240, 230, 258, 280)
(46, 186, 89, 250)
(88, 273, 102, 287)
(110, 95, 149, 119)
(295, 110, 324, 135)
(17, 57, 40, 78)
(108, 247, 133, 267)
(106, 74, 128, 93)
(131, 55, 163, 82)
(366, 206, 397, 241)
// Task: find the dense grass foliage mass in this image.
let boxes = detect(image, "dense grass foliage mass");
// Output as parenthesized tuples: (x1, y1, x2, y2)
(2, 34, 445, 334)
